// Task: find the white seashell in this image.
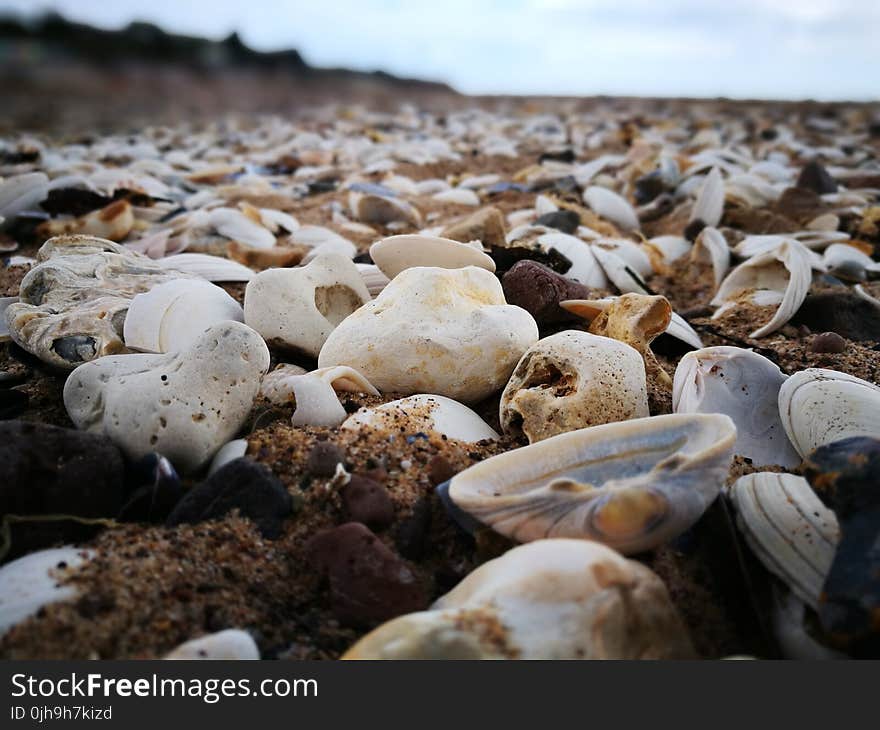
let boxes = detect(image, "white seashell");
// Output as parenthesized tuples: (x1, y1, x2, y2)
(356, 263, 391, 297)
(208, 207, 276, 249)
(582, 186, 639, 231)
(123, 279, 244, 353)
(0, 547, 93, 637)
(822, 243, 880, 281)
(666, 313, 703, 350)
(342, 394, 498, 443)
(0, 172, 49, 224)
(500, 330, 648, 443)
(369, 234, 495, 279)
(457, 174, 500, 190)
(343, 539, 694, 659)
(258, 208, 299, 234)
(157, 253, 255, 281)
(432, 188, 480, 206)
(448, 413, 736, 554)
(854, 284, 880, 307)
(778, 368, 880, 459)
(0, 296, 17, 343)
(689, 167, 725, 227)
(534, 233, 608, 288)
(301, 236, 358, 263)
(534, 194, 558, 216)
(319, 266, 538, 403)
(590, 243, 650, 294)
(728, 472, 838, 608)
(165, 629, 260, 660)
(772, 589, 845, 660)
(260, 365, 379, 427)
(711, 240, 812, 337)
(207, 438, 249, 475)
(643, 236, 691, 269)
(807, 213, 840, 232)
(673, 347, 800, 468)
(690, 227, 730, 290)
(244, 253, 369, 357)
(64, 321, 270, 474)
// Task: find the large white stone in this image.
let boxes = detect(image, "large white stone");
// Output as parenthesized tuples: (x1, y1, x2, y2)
(318, 266, 538, 403)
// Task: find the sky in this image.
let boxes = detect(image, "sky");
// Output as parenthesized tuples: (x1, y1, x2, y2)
(2, 0, 878, 100)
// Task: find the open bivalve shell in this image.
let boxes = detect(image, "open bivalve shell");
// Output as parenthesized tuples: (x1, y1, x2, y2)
(447, 413, 736, 554)
(582, 186, 639, 231)
(778, 368, 880, 459)
(690, 226, 730, 291)
(343, 539, 696, 659)
(728, 472, 838, 608)
(673, 346, 801, 468)
(710, 239, 812, 338)
(369, 234, 495, 279)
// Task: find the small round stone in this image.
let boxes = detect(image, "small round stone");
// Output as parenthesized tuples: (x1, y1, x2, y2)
(306, 441, 346, 477)
(341, 475, 394, 529)
(809, 332, 847, 354)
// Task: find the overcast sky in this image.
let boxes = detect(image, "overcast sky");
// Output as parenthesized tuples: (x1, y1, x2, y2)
(3, 0, 878, 100)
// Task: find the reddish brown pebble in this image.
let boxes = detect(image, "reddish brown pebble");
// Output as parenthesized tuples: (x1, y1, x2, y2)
(501, 259, 589, 326)
(306, 522, 427, 626)
(341, 475, 394, 529)
(810, 331, 847, 354)
(306, 441, 345, 477)
(427, 454, 456, 486)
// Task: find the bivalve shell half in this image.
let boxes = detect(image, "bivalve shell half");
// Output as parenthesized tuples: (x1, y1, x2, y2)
(369, 234, 495, 279)
(778, 368, 880, 459)
(582, 186, 639, 231)
(447, 413, 736, 554)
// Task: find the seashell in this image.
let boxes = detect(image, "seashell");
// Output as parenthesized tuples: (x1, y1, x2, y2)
(0, 547, 93, 637)
(64, 321, 270, 474)
(589, 242, 651, 294)
(447, 413, 735, 553)
(157, 253, 255, 281)
(710, 239, 812, 338)
(301, 235, 358, 263)
(533, 232, 609, 288)
(0, 296, 16, 343)
(728, 472, 838, 608)
(560, 294, 673, 388)
(778, 368, 880, 459)
(772, 588, 844, 660)
(690, 226, 730, 290)
(207, 207, 276, 249)
(807, 213, 840, 232)
(36, 200, 135, 242)
(123, 279, 244, 353)
(673, 346, 800, 468)
(500, 330, 648, 443)
(319, 266, 538, 403)
(666, 312, 703, 349)
(356, 263, 391, 297)
(207, 438, 249, 475)
(369, 234, 495, 279)
(165, 629, 260, 660)
(432, 188, 480, 206)
(255, 207, 299, 234)
(440, 205, 507, 248)
(822, 242, 880, 282)
(342, 394, 498, 443)
(582, 186, 639, 231)
(261, 365, 379, 427)
(534, 194, 558, 216)
(641, 235, 691, 273)
(689, 167, 725, 227)
(0, 172, 49, 224)
(343, 539, 695, 659)
(244, 253, 369, 357)
(350, 191, 422, 227)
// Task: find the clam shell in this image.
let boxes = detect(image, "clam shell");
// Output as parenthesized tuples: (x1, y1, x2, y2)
(535, 233, 609, 288)
(582, 186, 639, 231)
(343, 394, 498, 443)
(778, 368, 880, 458)
(0, 172, 49, 223)
(822, 242, 880, 282)
(157, 253, 255, 281)
(343, 539, 695, 659)
(711, 239, 812, 338)
(590, 243, 651, 294)
(728, 472, 838, 607)
(123, 279, 244, 353)
(448, 413, 736, 554)
(207, 438, 249, 475)
(673, 347, 800, 468)
(356, 263, 391, 297)
(208, 207, 276, 249)
(432, 188, 480, 206)
(369, 234, 495, 279)
(689, 167, 724, 227)
(690, 226, 730, 290)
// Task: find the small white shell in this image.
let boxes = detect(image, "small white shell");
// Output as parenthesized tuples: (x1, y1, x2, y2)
(0, 172, 49, 223)
(582, 186, 639, 231)
(207, 438, 249, 475)
(158, 253, 256, 282)
(448, 413, 736, 554)
(666, 312, 704, 350)
(728, 472, 838, 608)
(0, 296, 17, 343)
(689, 167, 725, 227)
(822, 243, 880, 281)
(208, 207, 276, 249)
(342, 394, 498, 443)
(432, 188, 480, 206)
(590, 244, 650, 294)
(673, 347, 800, 468)
(356, 263, 391, 297)
(535, 233, 609, 288)
(691, 227, 730, 290)
(369, 234, 495, 279)
(164, 629, 260, 660)
(778, 368, 880, 458)
(123, 279, 244, 353)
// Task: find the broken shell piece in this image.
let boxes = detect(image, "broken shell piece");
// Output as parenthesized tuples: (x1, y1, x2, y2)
(36, 200, 135, 242)
(448, 413, 735, 553)
(561, 294, 673, 389)
(690, 226, 730, 290)
(343, 394, 498, 443)
(64, 321, 270, 474)
(260, 365, 379, 427)
(0, 547, 93, 637)
(350, 191, 421, 227)
(535, 232, 609, 288)
(356, 263, 391, 297)
(157, 253, 255, 282)
(689, 167, 725, 228)
(500, 330, 648, 443)
(642, 235, 691, 274)
(0, 296, 16, 343)
(666, 313, 703, 350)
(343, 539, 695, 659)
(582, 186, 639, 231)
(778, 368, 880, 459)
(123, 279, 243, 353)
(0, 172, 49, 224)
(165, 629, 260, 660)
(244, 253, 369, 357)
(207, 438, 249, 475)
(432, 188, 480, 206)
(319, 266, 538, 403)
(711, 240, 812, 338)
(822, 243, 880, 282)
(369, 234, 495, 279)
(728, 473, 838, 608)
(673, 347, 800, 468)
(208, 207, 276, 249)
(589, 242, 651, 294)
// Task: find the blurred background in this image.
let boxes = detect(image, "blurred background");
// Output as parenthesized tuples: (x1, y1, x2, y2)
(1, 1, 878, 131)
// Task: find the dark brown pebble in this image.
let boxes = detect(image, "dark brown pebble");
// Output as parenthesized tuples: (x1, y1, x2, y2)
(796, 160, 838, 195)
(427, 455, 456, 486)
(535, 209, 580, 234)
(501, 259, 589, 326)
(341, 475, 394, 530)
(809, 331, 847, 354)
(306, 441, 346, 477)
(395, 496, 432, 560)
